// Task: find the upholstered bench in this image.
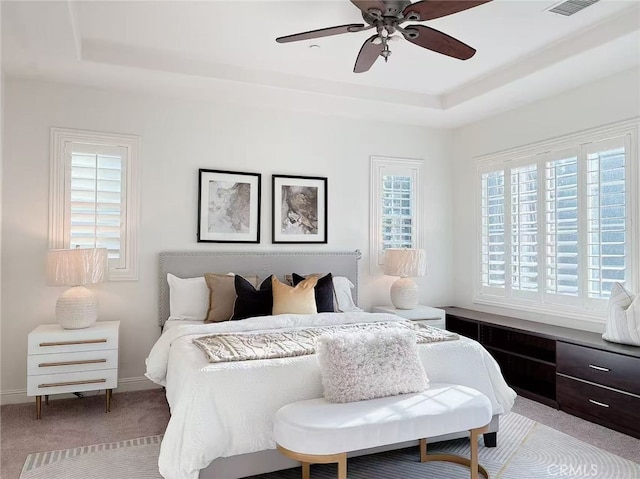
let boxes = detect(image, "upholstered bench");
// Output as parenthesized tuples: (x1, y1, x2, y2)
(274, 383, 492, 479)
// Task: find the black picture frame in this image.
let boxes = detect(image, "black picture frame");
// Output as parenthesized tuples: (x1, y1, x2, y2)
(197, 169, 261, 243)
(272, 174, 328, 244)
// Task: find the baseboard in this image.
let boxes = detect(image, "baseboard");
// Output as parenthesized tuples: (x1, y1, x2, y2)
(0, 376, 161, 406)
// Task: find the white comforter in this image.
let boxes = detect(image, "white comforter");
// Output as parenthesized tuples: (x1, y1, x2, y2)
(145, 312, 516, 479)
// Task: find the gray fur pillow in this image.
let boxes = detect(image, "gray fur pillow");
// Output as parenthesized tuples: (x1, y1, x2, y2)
(316, 329, 428, 403)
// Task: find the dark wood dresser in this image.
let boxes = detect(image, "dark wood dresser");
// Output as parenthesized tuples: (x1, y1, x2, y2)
(444, 307, 640, 439)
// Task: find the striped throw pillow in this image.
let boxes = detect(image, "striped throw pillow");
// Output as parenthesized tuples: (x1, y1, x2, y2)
(603, 283, 640, 346)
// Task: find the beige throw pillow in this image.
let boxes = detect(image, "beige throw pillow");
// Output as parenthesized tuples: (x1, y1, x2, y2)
(272, 275, 318, 315)
(204, 274, 258, 323)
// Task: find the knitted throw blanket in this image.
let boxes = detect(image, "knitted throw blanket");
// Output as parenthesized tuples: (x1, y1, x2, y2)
(193, 321, 458, 363)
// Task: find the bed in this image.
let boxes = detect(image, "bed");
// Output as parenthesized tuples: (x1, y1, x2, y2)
(146, 251, 516, 479)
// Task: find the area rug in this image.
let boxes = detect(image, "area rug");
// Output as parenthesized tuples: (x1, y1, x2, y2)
(20, 412, 640, 479)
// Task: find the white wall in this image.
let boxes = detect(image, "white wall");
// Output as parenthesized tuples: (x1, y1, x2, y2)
(1, 78, 454, 402)
(451, 67, 640, 332)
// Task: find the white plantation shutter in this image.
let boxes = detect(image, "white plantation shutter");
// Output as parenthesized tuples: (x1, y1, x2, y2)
(475, 121, 637, 319)
(545, 149, 580, 300)
(66, 143, 126, 269)
(510, 163, 538, 296)
(480, 169, 506, 292)
(50, 128, 140, 281)
(382, 175, 414, 250)
(585, 137, 628, 300)
(369, 156, 422, 272)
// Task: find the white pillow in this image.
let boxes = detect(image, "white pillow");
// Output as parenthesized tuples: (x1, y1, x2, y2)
(332, 276, 362, 312)
(167, 273, 210, 320)
(603, 282, 640, 346)
(316, 329, 428, 403)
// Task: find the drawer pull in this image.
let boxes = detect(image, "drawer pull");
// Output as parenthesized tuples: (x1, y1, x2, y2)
(588, 399, 610, 408)
(588, 364, 610, 372)
(39, 339, 107, 347)
(38, 379, 106, 388)
(39, 359, 107, 368)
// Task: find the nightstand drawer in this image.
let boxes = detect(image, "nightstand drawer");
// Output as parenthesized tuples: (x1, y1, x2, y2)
(557, 342, 640, 395)
(27, 369, 118, 396)
(27, 349, 118, 376)
(28, 325, 118, 355)
(557, 375, 640, 438)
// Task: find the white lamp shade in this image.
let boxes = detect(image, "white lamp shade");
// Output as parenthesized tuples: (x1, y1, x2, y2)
(47, 248, 108, 286)
(383, 248, 426, 278)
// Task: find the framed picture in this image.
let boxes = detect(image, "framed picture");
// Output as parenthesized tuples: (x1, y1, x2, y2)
(198, 169, 261, 243)
(272, 174, 327, 244)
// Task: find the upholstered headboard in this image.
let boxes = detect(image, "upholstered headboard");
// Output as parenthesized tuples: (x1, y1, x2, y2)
(158, 250, 361, 327)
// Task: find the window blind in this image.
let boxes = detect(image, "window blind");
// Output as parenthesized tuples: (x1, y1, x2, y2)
(66, 142, 127, 269)
(586, 140, 627, 299)
(510, 164, 538, 293)
(545, 152, 579, 297)
(477, 130, 632, 314)
(381, 175, 414, 250)
(481, 170, 506, 289)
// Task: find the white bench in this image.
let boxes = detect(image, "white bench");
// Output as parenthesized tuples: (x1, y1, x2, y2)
(274, 383, 492, 479)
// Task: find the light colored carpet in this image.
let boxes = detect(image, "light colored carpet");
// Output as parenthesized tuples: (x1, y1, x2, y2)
(19, 412, 640, 479)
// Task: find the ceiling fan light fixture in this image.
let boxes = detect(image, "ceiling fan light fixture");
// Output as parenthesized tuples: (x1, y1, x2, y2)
(276, 0, 493, 72)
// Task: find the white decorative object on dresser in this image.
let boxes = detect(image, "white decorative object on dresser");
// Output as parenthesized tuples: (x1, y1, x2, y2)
(372, 305, 446, 329)
(27, 321, 119, 419)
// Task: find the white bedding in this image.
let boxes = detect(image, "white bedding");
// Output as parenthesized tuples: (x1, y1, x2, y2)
(163, 318, 205, 332)
(145, 312, 516, 479)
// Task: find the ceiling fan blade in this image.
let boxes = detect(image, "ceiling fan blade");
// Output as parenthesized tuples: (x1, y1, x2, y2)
(276, 24, 365, 43)
(351, 0, 387, 14)
(353, 35, 383, 73)
(403, 1, 492, 21)
(403, 25, 476, 60)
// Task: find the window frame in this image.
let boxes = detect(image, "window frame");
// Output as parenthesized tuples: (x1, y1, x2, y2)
(473, 119, 639, 323)
(49, 127, 140, 281)
(369, 155, 424, 274)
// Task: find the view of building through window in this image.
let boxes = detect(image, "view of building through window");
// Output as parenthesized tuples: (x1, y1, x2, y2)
(478, 131, 631, 311)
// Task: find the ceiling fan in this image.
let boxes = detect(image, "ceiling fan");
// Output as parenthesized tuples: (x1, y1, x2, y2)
(276, 0, 492, 73)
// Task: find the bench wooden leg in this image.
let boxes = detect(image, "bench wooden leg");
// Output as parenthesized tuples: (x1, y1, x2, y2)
(277, 444, 347, 479)
(337, 453, 347, 479)
(419, 425, 490, 479)
(470, 427, 480, 479)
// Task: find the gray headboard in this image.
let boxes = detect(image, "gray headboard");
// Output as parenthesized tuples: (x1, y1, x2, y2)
(159, 250, 361, 327)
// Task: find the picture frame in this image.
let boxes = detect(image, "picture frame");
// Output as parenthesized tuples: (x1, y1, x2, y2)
(198, 169, 261, 243)
(272, 174, 327, 244)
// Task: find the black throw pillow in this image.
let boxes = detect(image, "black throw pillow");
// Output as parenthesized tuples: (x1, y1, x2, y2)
(232, 275, 273, 320)
(292, 273, 335, 313)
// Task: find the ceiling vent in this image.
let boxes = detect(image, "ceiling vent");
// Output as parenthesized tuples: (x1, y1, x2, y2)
(547, 0, 600, 16)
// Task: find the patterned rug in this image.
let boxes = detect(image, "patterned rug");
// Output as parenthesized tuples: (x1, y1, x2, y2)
(20, 412, 640, 479)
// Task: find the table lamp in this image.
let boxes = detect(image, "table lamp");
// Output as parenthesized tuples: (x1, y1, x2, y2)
(47, 248, 108, 329)
(383, 248, 426, 310)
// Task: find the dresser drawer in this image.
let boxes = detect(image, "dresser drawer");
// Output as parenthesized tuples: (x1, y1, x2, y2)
(27, 349, 117, 376)
(556, 342, 640, 395)
(557, 375, 640, 438)
(28, 324, 118, 355)
(27, 368, 118, 396)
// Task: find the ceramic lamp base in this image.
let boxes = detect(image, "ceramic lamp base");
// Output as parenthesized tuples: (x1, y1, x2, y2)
(390, 277, 419, 310)
(56, 286, 98, 329)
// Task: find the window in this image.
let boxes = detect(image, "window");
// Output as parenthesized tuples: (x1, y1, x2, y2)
(49, 128, 140, 281)
(475, 120, 638, 320)
(370, 156, 423, 273)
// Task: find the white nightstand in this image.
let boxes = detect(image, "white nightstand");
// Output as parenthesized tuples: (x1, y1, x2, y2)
(372, 305, 446, 329)
(27, 321, 119, 419)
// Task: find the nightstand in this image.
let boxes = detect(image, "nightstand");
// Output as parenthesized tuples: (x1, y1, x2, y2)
(27, 321, 119, 419)
(372, 305, 446, 329)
